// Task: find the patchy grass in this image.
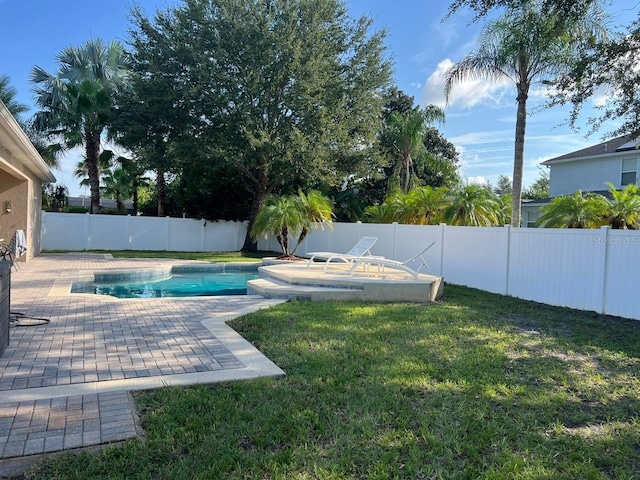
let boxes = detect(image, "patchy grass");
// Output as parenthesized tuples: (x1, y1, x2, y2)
(25, 286, 640, 479)
(41, 250, 274, 262)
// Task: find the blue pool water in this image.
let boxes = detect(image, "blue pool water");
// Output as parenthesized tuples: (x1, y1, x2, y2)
(76, 271, 260, 298)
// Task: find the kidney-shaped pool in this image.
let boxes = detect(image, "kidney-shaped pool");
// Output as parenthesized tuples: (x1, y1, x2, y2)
(71, 265, 260, 299)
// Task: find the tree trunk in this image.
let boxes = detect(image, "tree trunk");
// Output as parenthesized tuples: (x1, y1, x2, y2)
(511, 80, 529, 227)
(403, 152, 411, 194)
(242, 180, 268, 252)
(85, 129, 101, 214)
(156, 167, 166, 217)
(281, 226, 289, 256)
(132, 188, 139, 216)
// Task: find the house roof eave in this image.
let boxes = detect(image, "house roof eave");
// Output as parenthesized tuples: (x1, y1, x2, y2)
(0, 101, 56, 183)
(541, 135, 639, 166)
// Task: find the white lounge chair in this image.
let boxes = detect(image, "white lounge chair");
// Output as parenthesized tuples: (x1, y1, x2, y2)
(347, 241, 436, 279)
(306, 236, 378, 271)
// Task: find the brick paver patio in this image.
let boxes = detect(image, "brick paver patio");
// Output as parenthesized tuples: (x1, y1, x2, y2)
(0, 254, 285, 467)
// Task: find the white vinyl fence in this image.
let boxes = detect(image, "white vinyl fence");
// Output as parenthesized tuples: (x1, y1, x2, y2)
(260, 222, 640, 321)
(41, 212, 247, 252)
(41, 212, 640, 321)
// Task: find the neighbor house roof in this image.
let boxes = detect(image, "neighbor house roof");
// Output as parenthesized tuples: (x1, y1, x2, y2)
(0, 100, 56, 183)
(541, 135, 639, 166)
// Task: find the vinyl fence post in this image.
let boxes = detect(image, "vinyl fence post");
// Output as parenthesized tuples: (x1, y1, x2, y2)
(127, 215, 132, 250)
(201, 219, 205, 252)
(439, 223, 446, 278)
(601, 226, 611, 315)
(41, 211, 46, 250)
(84, 213, 90, 250)
(165, 216, 170, 251)
(504, 224, 511, 296)
(392, 222, 398, 259)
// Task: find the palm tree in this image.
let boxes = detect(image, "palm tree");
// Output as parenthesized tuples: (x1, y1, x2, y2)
(603, 182, 640, 229)
(333, 187, 367, 222)
(364, 203, 394, 224)
(0, 75, 62, 168)
(73, 150, 115, 192)
(293, 190, 334, 254)
(442, 184, 502, 226)
(251, 191, 334, 258)
(31, 39, 130, 214)
(119, 157, 151, 216)
(383, 106, 445, 194)
(0, 74, 28, 118)
(496, 193, 513, 225)
(537, 191, 608, 228)
(73, 160, 91, 190)
(406, 186, 449, 225)
(380, 186, 448, 225)
(101, 168, 135, 212)
(444, 0, 607, 227)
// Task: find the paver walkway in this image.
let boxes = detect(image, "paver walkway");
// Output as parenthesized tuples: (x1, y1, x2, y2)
(0, 254, 285, 470)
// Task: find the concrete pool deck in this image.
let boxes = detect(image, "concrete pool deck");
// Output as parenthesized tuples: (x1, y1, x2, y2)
(0, 254, 286, 475)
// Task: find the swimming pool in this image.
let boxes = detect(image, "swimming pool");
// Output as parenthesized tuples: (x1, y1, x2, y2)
(71, 265, 260, 298)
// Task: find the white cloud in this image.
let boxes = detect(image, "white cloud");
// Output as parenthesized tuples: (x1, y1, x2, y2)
(591, 84, 614, 107)
(466, 176, 488, 185)
(449, 129, 514, 145)
(421, 58, 511, 109)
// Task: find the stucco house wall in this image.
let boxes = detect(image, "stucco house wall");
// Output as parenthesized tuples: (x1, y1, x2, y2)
(0, 101, 55, 261)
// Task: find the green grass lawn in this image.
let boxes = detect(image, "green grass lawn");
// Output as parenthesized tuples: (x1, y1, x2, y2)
(26, 286, 640, 479)
(42, 250, 274, 262)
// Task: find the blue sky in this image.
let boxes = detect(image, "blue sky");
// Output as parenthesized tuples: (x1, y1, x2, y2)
(1, 0, 637, 195)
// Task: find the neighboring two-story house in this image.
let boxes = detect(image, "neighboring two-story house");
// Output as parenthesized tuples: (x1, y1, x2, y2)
(521, 135, 639, 227)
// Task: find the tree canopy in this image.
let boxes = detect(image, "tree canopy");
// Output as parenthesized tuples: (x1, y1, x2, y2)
(447, 0, 602, 21)
(381, 105, 445, 194)
(550, 15, 640, 138)
(126, 0, 391, 249)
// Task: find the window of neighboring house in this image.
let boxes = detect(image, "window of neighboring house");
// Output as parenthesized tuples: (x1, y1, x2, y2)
(526, 210, 539, 228)
(621, 158, 638, 186)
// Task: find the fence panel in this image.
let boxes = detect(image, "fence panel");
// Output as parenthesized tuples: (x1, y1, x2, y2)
(204, 221, 245, 252)
(295, 222, 335, 256)
(603, 230, 640, 319)
(299, 223, 364, 257)
(129, 217, 169, 251)
(509, 228, 605, 313)
(87, 215, 130, 250)
(441, 226, 509, 294)
(392, 224, 441, 274)
(41, 213, 251, 252)
(41, 213, 87, 250)
(168, 218, 202, 251)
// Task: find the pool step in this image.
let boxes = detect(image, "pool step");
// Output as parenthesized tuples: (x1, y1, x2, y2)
(252, 263, 444, 303)
(258, 265, 364, 290)
(247, 278, 360, 301)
